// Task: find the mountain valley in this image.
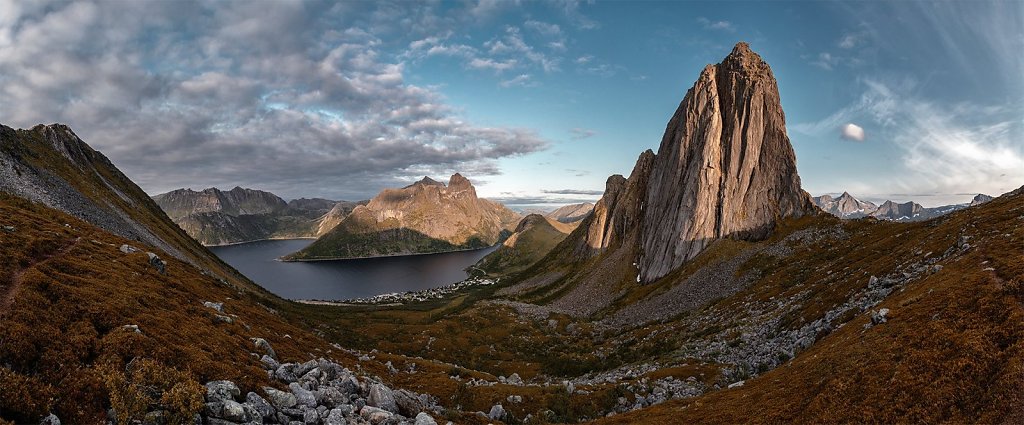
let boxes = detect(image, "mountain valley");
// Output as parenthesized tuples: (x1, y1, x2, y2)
(1, 40, 1022, 425)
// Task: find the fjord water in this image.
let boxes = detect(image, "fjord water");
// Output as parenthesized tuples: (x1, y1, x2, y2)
(210, 239, 498, 300)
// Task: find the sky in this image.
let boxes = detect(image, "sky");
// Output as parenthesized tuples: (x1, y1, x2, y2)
(0, 1, 1021, 208)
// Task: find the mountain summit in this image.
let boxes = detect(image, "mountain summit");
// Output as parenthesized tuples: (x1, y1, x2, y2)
(639, 42, 815, 281)
(500, 42, 815, 314)
(287, 173, 520, 260)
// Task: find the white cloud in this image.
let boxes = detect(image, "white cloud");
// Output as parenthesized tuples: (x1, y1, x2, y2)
(811, 52, 839, 70)
(524, 20, 561, 37)
(838, 34, 858, 49)
(697, 17, 735, 32)
(468, 57, 518, 72)
(499, 74, 535, 88)
(840, 123, 865, 141)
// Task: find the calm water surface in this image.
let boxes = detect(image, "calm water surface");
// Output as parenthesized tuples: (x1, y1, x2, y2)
(210, 239, 498, 300)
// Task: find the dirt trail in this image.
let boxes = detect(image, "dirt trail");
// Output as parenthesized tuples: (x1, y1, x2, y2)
(1, 236, 83, 313)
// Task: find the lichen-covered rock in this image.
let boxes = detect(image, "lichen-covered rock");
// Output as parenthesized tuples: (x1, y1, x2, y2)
(205, 380, 240, 403)
(359, 406, 394, 424)
(247, 391, 276, 420)
(414, 412, 438, 425)
(367, 383, 398, 413)
(289, 382, 317, 408)
(264, 386, 298, 409)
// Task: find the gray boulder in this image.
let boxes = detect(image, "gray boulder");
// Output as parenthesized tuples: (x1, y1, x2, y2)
(367, 383, 398, 413)
(246, 392, 276, 420)
(414, 412, 438, 425)
(264, 386, 298, 409)
(147, 252, 167, 274)
(261, 354, 281, 371)
(276, 364, 299, 383)
(359, 406, 394, 424)
(119, 244, 138, 253)
(39, 414, 60, 425)
(302, 407, 319, 425)
(316, 386, 348, 408)
(324, 408, 347, 425)
(289, 382, 317, 408)
(253, 337, 278, 360)
(205, 380, 240, 403)
(393, 389, 426, 417)
(487, 404, 505, 421)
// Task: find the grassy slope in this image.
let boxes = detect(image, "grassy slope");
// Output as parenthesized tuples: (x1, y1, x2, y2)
(295, 189, 1023, 424)
(0, 125, 257, 292)
(0, 194, 343, 423)
(474, 216, 571, 277)
(594, 189, 1024, 424)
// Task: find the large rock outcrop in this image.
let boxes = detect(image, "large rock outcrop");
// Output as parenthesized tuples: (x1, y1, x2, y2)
(638, 42, 815, 282)
(503, 42, 816, 310)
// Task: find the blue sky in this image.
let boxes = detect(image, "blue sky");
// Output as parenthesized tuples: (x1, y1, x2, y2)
(1, 1, 1021, 207)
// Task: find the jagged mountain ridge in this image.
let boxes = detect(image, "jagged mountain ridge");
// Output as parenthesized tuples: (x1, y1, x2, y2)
(812, 191, 993, 221)
(545, 202, 595, 224)
(153, 187, 363, 245)
(286, 173, 521, 260)
(813, 192, 878, 218)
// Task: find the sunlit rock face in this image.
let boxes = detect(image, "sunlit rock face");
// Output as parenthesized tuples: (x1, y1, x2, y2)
(638, 42, 815, 282)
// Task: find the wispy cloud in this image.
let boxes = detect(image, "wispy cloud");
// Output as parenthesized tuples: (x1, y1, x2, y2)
(697, 17, 735, 32)
(542, 189, 603, 195)
(569, 127, 597, 140)
(499, 74, 535, 88)
(795, 78, 1024, 196)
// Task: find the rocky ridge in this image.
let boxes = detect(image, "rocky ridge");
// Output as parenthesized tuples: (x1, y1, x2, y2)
(288, 174, 521, 260)
(154, 187, 363, 245)
(544, 202, 594, 224)
(813, 191, 993, 222)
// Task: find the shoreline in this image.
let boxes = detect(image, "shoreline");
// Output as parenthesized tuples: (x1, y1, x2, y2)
(204, 236, 317, 248)
(278, 244, 498, 262)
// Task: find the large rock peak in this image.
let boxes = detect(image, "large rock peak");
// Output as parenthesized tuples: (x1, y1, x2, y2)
(447, 173, 474, 193)
(574, 150, 655, 257)
(638, 42, 815, 282)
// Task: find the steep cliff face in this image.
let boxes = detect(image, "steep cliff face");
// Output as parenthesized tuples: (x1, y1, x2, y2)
(287, 173, 521, 260)
(154, 187, 287, 220)
(572, 150, 655, 259)
(639, 42, 815, 282)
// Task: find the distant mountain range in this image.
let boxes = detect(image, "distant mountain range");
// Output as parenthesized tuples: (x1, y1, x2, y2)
(152, 187, 363, 245)
(545, 202, 594, 224)
(813, 192, 992, 221)
(284, 174, 521, 260)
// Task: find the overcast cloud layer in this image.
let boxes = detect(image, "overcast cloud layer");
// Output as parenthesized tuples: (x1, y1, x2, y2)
(0, 1, 551, 199)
